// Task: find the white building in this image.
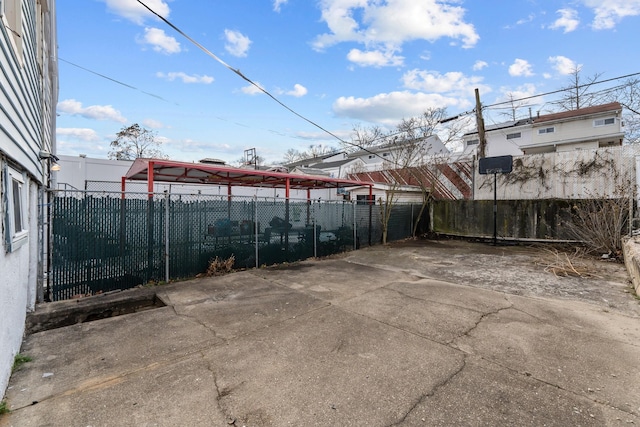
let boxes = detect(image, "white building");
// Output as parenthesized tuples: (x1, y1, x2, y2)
(0, 0, 57, 399)
(462, 102, 625, 156)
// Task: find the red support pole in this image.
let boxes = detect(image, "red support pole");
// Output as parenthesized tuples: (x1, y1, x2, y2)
(148, 161, 154, 198)
(121, 176, 126, 200)
(285, 178, 290, 199)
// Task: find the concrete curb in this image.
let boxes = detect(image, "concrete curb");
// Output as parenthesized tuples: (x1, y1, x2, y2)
(25, 287, 162, 335)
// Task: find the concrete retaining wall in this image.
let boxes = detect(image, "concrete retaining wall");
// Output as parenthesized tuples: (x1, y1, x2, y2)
(623, 237, 640, 296)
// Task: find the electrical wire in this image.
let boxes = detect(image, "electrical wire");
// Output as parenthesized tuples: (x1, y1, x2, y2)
(59, 58, 178, 105)
(135, 0, 358, 149)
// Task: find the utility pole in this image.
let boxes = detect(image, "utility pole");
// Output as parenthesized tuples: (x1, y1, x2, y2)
(475, 88, 487, 158)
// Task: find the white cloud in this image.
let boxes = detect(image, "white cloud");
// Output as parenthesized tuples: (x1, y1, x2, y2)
(224, 29, 252, 57)
(496, 83, 543, 106)
(156, 72, 214, 84)
(102, 0, 170, 25)
(273, 0, 288, 12)
(286, 84, 308, 97)
(582, 0, 640, 29)
(141, 27, 181, 54)
(548, 55, 579, 75)
(142, 119, 166, 129)
(473, 60, 488, 71)
(550, 8, 579, 33)
(57, 99, 127, 123)
(333, 91, 467, 125)
(346, 48, 404, 67)
(56, 128, 101, 142)
(401, 69, 490, 97)
(508, 59, 534, 77)
(313, 0, 479, 56)
(240, 82, 265, 95)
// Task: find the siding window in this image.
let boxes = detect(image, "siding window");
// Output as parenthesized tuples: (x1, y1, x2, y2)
(466, 139, 479, 146)
(1, 0, 23, 62)
(356, 194, 376, 205)
(506, 132, 521, 140)
(538, 127, 555, 134)
(3, 164, 28, 252)
(594, 117, 615, 127)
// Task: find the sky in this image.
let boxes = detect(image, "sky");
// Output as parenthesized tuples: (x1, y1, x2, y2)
(55, 0, 640, 164)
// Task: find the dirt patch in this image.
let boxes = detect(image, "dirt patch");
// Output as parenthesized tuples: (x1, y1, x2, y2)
(342, 238, 640, 318)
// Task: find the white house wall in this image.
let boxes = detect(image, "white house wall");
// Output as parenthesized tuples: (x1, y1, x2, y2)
(532, 115, 622, 148)
(1, 0, 57, 400)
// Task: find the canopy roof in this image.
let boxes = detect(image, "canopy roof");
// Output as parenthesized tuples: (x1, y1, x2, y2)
(124, 158, 373, 192)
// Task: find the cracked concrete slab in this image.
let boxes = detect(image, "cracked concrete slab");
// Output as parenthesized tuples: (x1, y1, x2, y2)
(453, 298, 640, 419)
(5, 353, 226, 427)
(203, 305, 463, 426)
(3, 239, 640, 426)
(397, 355, 633, 426)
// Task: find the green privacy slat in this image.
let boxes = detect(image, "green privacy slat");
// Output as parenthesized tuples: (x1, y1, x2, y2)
(51, 191, 422, 300)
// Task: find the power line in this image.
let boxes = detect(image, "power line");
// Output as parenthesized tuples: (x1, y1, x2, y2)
(483, 71, 640, 109)
(59, 58, 178, 104)
(135, 0, 361, 150)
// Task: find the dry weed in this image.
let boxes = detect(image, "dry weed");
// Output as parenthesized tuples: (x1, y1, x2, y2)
(206, 255, 235, 276)
(535, 246, 602, 278)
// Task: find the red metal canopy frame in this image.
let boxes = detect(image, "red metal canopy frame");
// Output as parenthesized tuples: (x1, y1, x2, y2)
(123, 158, 373, 199)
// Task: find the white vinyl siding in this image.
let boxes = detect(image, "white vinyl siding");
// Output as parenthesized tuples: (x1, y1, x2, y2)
(1, 0, 23, 64)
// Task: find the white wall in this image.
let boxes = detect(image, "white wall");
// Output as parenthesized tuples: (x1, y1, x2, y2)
(1, 0, 57, 399)
(57, 155, 133, 190)
(0, 178, 39, 398)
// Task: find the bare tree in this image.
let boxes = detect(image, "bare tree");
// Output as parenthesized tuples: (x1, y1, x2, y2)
(553, 66, 604, 111)
(606, 77, 640, 144)
(282, 148, 303, 164)
(108, 124, 167, 160)
(345, 124, 389, 153)
(371, 107, 464, 243)
(495, 92, 532, 122)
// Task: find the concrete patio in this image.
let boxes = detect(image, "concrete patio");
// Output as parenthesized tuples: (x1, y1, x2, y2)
(2, 239, 640, 426)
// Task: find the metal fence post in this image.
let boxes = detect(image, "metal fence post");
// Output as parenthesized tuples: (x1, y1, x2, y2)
(313, 213, 317, 258)
(254, 195, 259, 268)
(164, 190, 170, 283)
(411, 203, 414, 237)
(352, 200, 357, 250)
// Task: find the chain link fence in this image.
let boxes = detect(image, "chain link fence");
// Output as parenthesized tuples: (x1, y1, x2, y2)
(50, 190, 424, 301)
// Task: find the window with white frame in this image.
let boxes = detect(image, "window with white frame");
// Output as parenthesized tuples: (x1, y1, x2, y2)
(506, 132, 521, 140)
(594, 117, 615, 127)
(466, 139, 479, 146)
(3, 164, 28, 252)
(538, 127, 555, 134)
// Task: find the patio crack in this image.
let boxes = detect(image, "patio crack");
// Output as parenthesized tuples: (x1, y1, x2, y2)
(448, 298, 514, 345)
(385, 355, 468, 427)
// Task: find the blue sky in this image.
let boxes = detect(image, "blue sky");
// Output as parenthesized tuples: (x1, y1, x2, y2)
(55, 0, 640, 164)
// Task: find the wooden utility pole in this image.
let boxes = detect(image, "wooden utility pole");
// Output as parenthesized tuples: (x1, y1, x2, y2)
(475, 88, 487, 158)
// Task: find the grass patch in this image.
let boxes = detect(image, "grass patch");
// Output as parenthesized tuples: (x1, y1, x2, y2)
(12, 354, 32, 373)
(0, 399, 9, 415)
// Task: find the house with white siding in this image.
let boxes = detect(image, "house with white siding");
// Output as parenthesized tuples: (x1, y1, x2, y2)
(462, 102, 625, 156)
(0, 0, 57, 399)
